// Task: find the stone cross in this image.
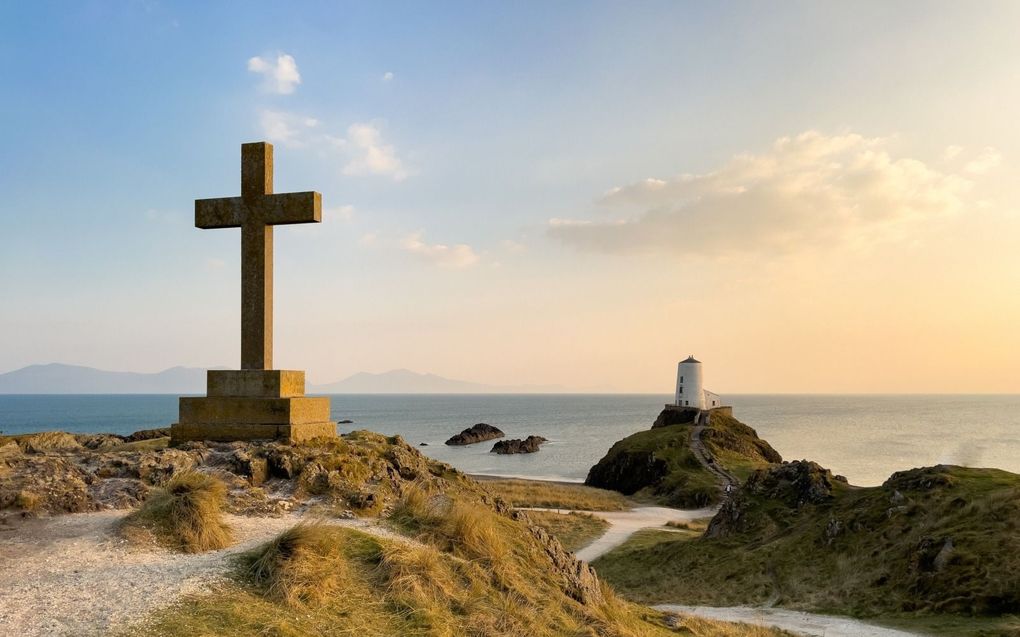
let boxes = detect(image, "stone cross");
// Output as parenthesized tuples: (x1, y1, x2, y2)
(195, 142, 321, 370)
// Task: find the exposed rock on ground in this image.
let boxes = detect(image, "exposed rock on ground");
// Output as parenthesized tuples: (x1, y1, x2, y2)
(444, 422, 505, 446)
(0, 430, 468, 520)
(491, 435, 547, 454)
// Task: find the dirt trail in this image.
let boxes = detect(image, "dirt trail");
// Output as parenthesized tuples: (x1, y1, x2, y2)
(655, 605, 928, 637)
(0, 511, 405, 637)
(690, 415, 740, 492)
(521, 506, 717, 562)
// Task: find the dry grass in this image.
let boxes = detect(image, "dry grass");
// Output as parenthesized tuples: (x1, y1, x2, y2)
(526, 510, 609, 552)
(479, 477, 632, 511)
(120, 471, 232, 553)
(242, 522, 351, 607)
(125, 474, 790, 636)
(14, 490, 41, 512)
(664, 517, 712, 534)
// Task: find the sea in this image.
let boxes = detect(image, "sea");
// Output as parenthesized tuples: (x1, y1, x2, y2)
(1, 393, 1018, 487)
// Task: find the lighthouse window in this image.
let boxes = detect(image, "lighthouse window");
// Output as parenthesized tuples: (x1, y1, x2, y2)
(680, 376, 683, 383)
(678, 386, 682, 394)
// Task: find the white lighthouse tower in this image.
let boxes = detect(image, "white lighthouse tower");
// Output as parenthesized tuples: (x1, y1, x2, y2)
(674, 355, 723, 410)
(675, 356, 705, 409)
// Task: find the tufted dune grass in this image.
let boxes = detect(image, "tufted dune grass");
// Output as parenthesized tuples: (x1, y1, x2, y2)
(120, 470, 232, 553)
(129, 490, 791, 637)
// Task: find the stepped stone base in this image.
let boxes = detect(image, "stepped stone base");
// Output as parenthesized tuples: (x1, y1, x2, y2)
(172, 370, 336, 444)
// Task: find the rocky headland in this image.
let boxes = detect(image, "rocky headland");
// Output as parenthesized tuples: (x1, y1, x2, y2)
(586, 409, 781, 507)
(587, 411, 1020, 636)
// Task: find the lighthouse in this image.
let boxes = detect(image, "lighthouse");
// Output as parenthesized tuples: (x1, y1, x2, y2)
(674, 355, 723, 410)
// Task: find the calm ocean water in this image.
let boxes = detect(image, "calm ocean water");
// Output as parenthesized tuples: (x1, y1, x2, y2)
(1, 394, 1018, 487)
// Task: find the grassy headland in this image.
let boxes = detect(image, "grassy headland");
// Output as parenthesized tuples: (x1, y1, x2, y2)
(585, 410, 781, 508)
(594, 461, 1020, 636)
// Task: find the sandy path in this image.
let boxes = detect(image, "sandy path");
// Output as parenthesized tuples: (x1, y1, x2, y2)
(522, 506, 717, 562)
(655, 605, 928, 637)
(0, 511, 404, 637)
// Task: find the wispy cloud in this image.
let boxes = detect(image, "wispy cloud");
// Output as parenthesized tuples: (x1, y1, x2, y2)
(334, 122, 408, 180)
(402, 232, 479, 268)
(326, 205, 355, 221)
(550, 131, 978, 257)
(247, 53, 301, 94)
(257, 110, 318, 147)
(382, 71, 394, 82)
(963, 147, 1002, 175)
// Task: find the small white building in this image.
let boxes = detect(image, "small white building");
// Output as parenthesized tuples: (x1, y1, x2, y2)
(674, 355, 722, 409)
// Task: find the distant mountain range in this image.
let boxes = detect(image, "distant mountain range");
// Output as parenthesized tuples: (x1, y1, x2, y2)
(0, 364, 564, 394)
(312, 369, 562, 394)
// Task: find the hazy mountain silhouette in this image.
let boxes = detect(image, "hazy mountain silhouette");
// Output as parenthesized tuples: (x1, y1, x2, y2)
(310, 369, 563, 394)
(0, 363, 209, 394)
(0, 364, 564, 394)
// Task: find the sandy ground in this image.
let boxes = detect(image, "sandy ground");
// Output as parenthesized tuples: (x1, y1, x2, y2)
(0, 511, 406, 637)
(655, 605, 927, 637)
(522, 505, 718, 562)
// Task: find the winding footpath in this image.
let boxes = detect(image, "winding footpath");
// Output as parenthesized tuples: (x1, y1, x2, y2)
(654, 605, 926, 637)
(521, 506, 717, 562)
(689, 413, 740, 493)
(0, 511, 413, 637)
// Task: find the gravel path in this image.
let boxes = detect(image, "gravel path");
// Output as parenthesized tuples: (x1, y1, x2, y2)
(655, 605, 928, 637)
(690, 417, 740, 492)
(522, 506, 717, 562)
(0, 511, 405, 637)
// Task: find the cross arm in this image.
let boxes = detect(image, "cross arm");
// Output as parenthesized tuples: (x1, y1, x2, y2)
(195, 197, 244, 229)
(262, 191, 322, 225)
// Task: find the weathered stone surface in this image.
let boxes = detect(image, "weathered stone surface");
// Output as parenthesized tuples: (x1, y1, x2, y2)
(170, 421, 336, 444)
(491, 435, 547, 454)
(207, 369, 306, 398)
(179, 396, 330, 425)
(445, 423, 505, 446)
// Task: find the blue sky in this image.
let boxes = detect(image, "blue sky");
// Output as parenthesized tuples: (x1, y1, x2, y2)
(2, 2, 1019, 392)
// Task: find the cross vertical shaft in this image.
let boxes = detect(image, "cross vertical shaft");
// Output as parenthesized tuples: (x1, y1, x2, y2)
(241, 221, 273, 369)
(241, 143, 273, 370)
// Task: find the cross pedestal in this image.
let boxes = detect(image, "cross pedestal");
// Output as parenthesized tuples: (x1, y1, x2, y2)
(170, 142, 336, 444)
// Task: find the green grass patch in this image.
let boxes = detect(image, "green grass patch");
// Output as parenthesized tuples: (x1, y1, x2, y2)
(480, 477, 633, 511)
(526, 510, 610, 552)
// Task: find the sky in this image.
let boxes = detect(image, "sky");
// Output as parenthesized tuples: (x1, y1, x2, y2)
(1, 1, 1020, 393)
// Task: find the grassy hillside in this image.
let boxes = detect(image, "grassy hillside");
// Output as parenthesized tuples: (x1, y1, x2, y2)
(585, 410, 780, 507)
(129, 492, 790, 637)
(594, 461, 1020, 636)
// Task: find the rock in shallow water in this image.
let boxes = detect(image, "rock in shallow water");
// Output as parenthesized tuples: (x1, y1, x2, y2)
(445, 423, 505, 446)
(490, 435, 547, 454)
